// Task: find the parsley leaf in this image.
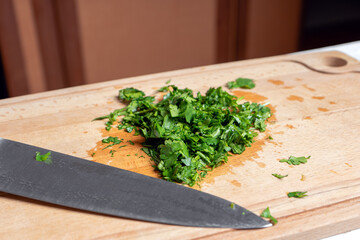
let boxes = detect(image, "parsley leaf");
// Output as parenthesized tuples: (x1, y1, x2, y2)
(280, 155, 310, 165)
(35, 151, 52, 164)
(272, 173, 288, 179)
(287, 191, 307, 198)
(95, 86, 271, 186)
(260, 207, 278, 225)
(102, 137, 122, 150)
(118, 88, 145, 101)
(227, 78, 255, 89)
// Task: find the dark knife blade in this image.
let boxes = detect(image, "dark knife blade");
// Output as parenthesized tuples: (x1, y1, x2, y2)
(0, 138, 271, 229)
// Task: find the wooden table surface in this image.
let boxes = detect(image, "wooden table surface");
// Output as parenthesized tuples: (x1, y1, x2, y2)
(0, 51, 359, 240)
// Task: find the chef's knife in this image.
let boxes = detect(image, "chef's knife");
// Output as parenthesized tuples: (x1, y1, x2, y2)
(0, 138, 271, 229)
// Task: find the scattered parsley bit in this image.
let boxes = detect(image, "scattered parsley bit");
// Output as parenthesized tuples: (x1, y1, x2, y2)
(35, 151, 52, 164)
(287, 191, 308, 198)
(126, 154, 130, 157)
(127, 140, 135, 145)
(227, 78, 255, 89)
(139, 155, 145, 158)
(91, 152, 96, 157)
(119, 145, 127, 149)
(102, 137, 122, 150)
(280, 155, 310, 165)
(110, 150, 115, 157)
(230, 202, 235, 209)
(260, 207, 278, 225)
(272, 173, 288, 179)
(268, 135, 273, 140)
(166, 79, 171, 84)
(95, 86, 271, 186)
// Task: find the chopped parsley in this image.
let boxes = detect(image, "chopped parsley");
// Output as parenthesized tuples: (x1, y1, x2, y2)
(272, 173, 288, 179)
(287, 191, 307, 198)
(127, 140, 135, 145)
(280, 155, 310, 165)
(268, 135, 273, 140)
(109, 150, 115, 157)
(230, 202, 235, 209)
(35, 151, 52, 164)
(166, 79, 171, 84)
(102, 137, 122, 150)
(260, 207, 278, 225)
(95, 86, 271, 186)
(119, 87, 145, 101)
(227, 78, 255, 89)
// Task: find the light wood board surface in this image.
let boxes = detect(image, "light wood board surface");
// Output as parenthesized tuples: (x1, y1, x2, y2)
(0, 51, 359, 239)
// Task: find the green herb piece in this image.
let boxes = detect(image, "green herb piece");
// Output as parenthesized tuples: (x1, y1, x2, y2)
(91, 152, 96, 157)
(287, 191, 307, 198)
(280, 155, 310, 165)
(135, 153, 138, 156)
(35, 151, 52, 164)
(102, 137, 122, 150)
(118, 88, 145, 101)
(127, 140, 135, 145)
(230, 202, 235, 209)
(166, 79, 171, 84)
(268, 135, 273, 140)
(118, 145, 127, 149)
(260, 207, 278, 225)
(158, 86, 170, 92)
(127, 154, 130, 157)
(110, 150, 115, 157)
(272, 173, 288, 179)
(227, 78, 255, 89)
(95, 86, 271, 186)
(139, 155, 145, 158)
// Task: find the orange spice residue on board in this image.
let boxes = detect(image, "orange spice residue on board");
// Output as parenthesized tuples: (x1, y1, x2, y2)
(329, 101, 336, 104)
(87, 128, 158, 178)
(268, 79, 284, 86)
(318, 107, 329, 112)
(287, 95, 304, 102)
(285, 124, 295, 129)
(345, 163, 352, 167)
(312, 96, 325, 100)
(230, 180, 242, 187)
(302, 84, 316, 92)
(301, 174, 306, 181)
(232, 90, 268, 102)
(303, 116, 312, 120)
(282, 86, 294, 89)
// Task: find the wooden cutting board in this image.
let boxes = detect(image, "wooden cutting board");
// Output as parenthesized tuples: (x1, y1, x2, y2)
(0, 51, 359, 240)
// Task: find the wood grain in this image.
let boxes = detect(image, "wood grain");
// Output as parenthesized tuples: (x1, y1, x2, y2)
(0, 51, 359, 239)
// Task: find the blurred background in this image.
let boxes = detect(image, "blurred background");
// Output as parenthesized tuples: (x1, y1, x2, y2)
(0, 0, 359, 99)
